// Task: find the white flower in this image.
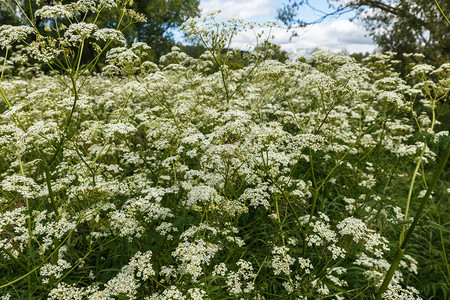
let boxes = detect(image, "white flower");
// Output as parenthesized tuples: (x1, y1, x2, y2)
(327, 244, 346, 260)
(382, 284, 422, 300)
(129, 251, 155, 280)
(307, 218, 337, 245)
(35, 5, 73, 18)
(28, 37, 62, 63)
(1, 175, 40, 199)
(187, 288, 207, 300)
(240, 184, 270, 209)
(48, 282, 99, 300)
(40, 258, 72, 283)
(271, 246, 295, 276)
(434, 131, 448, 143)
(409, 64, 434, 77)
(0, 25, 36, 49)
(378, 91, 409, 110)
(184, 185, 221, 208)
(149, 286, 185, 300)
(298, 257, 314, 274)
(337, 217, 389, 256)
(225, 259, 256, 295)
(212, 262, 227, 276)
(93, 28, 126, 44)
(64, 22, 99, 44)
(103, 122, 137, 139)
(101, 265, 139, 299)
(172, 239, 220, 280)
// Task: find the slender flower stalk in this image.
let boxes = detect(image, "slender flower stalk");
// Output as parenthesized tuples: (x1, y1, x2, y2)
(376, 146, 450, 299)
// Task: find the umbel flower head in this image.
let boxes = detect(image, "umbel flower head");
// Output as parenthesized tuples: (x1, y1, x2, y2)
(0, 25, 36, 49)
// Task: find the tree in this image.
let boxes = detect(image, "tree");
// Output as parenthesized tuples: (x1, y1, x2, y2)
(277, 0, 450, 64)
(111, 0, 200, 56)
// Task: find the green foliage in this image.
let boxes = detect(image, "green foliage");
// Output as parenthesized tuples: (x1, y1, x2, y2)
(114, 0, 200, 56)
(277, 0, 450, 65)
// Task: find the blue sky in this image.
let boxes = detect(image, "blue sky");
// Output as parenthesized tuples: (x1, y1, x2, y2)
(201, 0, 345, 24)
(196, 0, 377, 54)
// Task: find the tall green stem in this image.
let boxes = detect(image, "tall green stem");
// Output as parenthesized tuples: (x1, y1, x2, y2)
(376, 146, 450, 299)
(400, 144, 426, 244)
(434, 0, 450, 24)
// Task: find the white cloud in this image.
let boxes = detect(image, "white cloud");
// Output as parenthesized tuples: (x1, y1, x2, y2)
(200, 0, 275, 20)
(230, 19, 377, 54)
(195, 1, 377, 54)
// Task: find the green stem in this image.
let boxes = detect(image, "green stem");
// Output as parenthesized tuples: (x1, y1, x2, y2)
(48, 73, 79, 166)
(308, 123, 378, 222)
(400, 144, 426, 244)
(438, 215, 450, 283)
(435, 0, 450, 24)
(1, 47, 8, 80)
(0, 219, 80, 289)
(376, 146, 450, 299)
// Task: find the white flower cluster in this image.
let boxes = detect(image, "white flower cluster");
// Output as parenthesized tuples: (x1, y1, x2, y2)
(172, 239, 220, 280)
(409, 64, 434, 77)
(35, 4, 73, 18)
(64, 22, 99, 44)
(184, 185, 221, 208)
(93, 28, 127, 44)
(354, 253, 403, 286)
(382, 285, 422, 300)
(239, 184, 270, 209)
(271, 246, 295, 276)
(297, 257, 314, 274)
(155, 221, 178, 240)
(0, 207, 28, 259)
(48, 251, 154, 299)
(48, 282, 99, 300)
(378, 91, 410, 110)
(0, 25, 36, 49)
(224, 259, 256, 295)
(148, 286, 185, 300)
(307, 216, 338, 247)
(327, 267, 348, 287)
(1, 175, 40, 199)
(33, 212, 77, 253)
(104, 45, 143, 75)
(0, 125, 27, 158)
(129, 250, 155, 280)
(39, 258, 72, 284)
(337, 217, 389, 257)
(28, 37, 62, 63)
